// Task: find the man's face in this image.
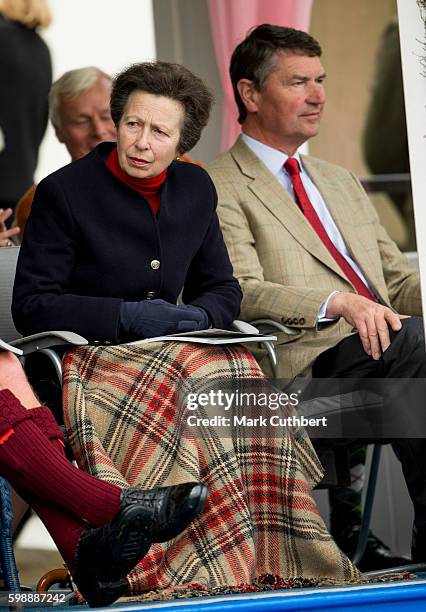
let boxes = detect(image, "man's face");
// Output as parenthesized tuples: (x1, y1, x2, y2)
(241, 52, 326, 154)
(54, 76, 116, 160)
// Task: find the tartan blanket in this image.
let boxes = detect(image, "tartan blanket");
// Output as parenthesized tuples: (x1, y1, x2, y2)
(62, 341, 361, 595)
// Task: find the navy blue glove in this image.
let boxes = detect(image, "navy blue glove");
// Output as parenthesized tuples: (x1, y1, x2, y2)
(119, 299, 209, 341)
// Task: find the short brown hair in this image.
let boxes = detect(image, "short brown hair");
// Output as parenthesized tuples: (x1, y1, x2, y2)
(230, 24, 322, 123)
(111, 62, 213, 154)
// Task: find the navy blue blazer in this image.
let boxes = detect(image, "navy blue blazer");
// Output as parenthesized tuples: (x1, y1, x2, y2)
(12, 142, 242, 342)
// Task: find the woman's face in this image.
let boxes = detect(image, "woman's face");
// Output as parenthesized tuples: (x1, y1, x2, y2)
(116, 90, 184, 179)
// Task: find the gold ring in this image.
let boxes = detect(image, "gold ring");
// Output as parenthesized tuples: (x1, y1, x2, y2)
(6, 240, 13, 247)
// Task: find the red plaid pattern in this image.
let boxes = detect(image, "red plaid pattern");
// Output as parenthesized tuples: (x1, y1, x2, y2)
(62, 341, 361, 594)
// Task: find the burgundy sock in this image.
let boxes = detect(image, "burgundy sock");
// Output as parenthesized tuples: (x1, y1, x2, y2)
(29, 499, 84, 571)
(0, 390, 121, 525)
(30, 405, 66, 456)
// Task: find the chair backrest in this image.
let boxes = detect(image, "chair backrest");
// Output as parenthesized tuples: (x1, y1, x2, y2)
(0, 247, 21, 342)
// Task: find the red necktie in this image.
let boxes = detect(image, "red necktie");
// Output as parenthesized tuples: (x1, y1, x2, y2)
(284, 157, 376, 301)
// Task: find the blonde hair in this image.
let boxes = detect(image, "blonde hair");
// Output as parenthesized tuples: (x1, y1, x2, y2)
(0, 0, 52, 28)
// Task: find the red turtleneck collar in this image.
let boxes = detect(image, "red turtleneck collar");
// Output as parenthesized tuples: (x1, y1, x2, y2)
(106, 147, 167, 214)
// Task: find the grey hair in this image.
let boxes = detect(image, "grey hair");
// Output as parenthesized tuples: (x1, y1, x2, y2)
(49, 66, 111, 127)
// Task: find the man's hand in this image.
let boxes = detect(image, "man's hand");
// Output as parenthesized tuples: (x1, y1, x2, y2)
(326, 292, 409, 360)
(0, 208, 19, 247)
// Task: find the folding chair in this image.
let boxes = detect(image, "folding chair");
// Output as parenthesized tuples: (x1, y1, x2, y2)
(0, 246, 278, 594)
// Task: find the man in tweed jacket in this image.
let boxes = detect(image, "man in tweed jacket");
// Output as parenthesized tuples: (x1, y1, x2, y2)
(207, 25, 425, 566)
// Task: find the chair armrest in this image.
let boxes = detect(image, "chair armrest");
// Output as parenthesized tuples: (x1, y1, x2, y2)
(232, 320, 279, 377)
(11, 331, 88, 356)
(0, 338, 23, 355)
(231, 320, 260, 335)
(249, 318, 299, 336)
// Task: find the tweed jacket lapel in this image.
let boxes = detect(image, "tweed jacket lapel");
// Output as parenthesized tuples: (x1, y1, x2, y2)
(230, 137, 351, 284)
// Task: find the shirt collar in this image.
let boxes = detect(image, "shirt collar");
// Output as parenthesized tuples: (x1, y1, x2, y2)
(240, 133, 303, 177)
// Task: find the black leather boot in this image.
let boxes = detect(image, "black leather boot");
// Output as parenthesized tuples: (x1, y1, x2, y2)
(121, 482, 208, 543)
(73, 481, 207, 607)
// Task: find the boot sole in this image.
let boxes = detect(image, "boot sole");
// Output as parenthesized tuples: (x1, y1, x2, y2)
(75, 504, 152, 607)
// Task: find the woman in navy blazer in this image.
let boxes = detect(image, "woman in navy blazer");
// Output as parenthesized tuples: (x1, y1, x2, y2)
(13, 64, 241, 341)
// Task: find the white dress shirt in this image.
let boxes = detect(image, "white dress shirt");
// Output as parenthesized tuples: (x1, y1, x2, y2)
(241, 133, 374, 320)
